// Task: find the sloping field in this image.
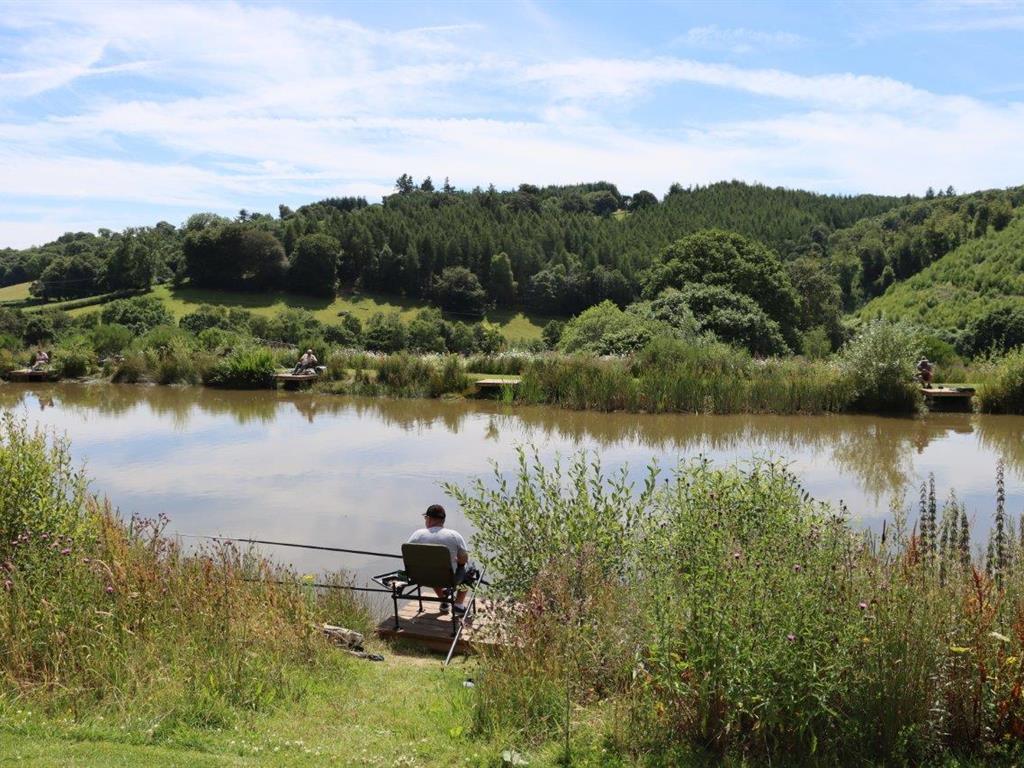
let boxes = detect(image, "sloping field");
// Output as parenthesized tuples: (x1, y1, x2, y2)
(858, 214, 1024, 330)
(1, 282, 551, 341)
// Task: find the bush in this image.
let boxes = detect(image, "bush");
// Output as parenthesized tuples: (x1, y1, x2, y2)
(836, 319, 923, 412)
(977, 349, 1024, 413)
(204, 346, 276, 389)
(430, 266, 487, 316)
(100, 295, 173, 335)
(53, 337, 96, 378)
(375, 353, 434, 394)
(363, 312, 407, 353)
(429, 355, 469, 397)
(91, 323, 134, 357)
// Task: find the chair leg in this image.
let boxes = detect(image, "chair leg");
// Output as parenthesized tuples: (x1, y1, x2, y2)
(392, 591, 400, 631)
(417, 585, 423, 613)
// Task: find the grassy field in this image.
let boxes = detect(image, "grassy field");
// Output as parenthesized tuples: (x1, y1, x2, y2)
(0, 651, 540, 768)
(1, 281, 551, 341)
(0, 281, 31, 303)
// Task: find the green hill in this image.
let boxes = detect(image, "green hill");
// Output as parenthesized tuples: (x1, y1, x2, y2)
(858, 213, 1024, 331)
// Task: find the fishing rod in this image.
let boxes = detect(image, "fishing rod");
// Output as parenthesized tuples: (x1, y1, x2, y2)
(243, 577, 392, 595)
(176, 532, 403, 560)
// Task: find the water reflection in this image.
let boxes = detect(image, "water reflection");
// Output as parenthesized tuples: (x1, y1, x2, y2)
(1, 383, 1021, 578)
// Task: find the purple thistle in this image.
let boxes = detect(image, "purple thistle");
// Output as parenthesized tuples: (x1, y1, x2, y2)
(60, 548, 71, 556)
(105, 585, 114, 595)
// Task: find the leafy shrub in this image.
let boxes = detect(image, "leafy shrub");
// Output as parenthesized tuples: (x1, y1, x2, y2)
(91, 323, 134, 357)
(100, 295, 173, 335)
(977, 349, 1024, 413)
(110, 351, 148, 383)
(363, 312, 407, 353)
(196, 327, 242, 353)
(836, 319, 922, 412)
(430, 266, 487, 316)
(541, 320, 564, 349)
(148, 336, 203, 385)
(204, 346, 276, 389)
(54, 337, 96, 378)
(263, 307, 322, 344)
(559, 300, 664, 354)
(675, 283, 790, 355)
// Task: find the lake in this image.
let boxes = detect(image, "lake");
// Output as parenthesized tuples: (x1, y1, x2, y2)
(2, 383, 1023, 584)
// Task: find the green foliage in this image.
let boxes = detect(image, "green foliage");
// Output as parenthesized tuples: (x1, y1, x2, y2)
(963, 303, 1024, 357)
(53, 337, 96, 378)
(91, 323, 133, 357)
(204, 346, 276, 388)
(363, 312, 408, 352)
(541, 320, 564, 349)
(643, 229, 801, 344)
(857, 212, 1024, 336)
(183, 222, 287, 290)
(456, 452, 1024, 763)
(674, 283, 790, 355)
(31, 251, 104, 300)
(487, 252, 516, 308)
(977, 349, 1024, 413)
(101, 295, 173, 335)
(179, 303, 253, 335)
(558, 300, 664, 355)
(0, 416, 369, 724)
(431, 266, 487, 316)
(406, 308, 447, 353)
(800, 326, 833, 359)
(104, 230, 156, 290)
(836, 319, 923, 412)
(288, 233, 339, 297)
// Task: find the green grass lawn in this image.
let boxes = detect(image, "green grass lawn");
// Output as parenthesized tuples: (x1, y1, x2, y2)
(0, 649, 576, 768)
(0, 281, 31, 303)
(0, 280, 552, 342)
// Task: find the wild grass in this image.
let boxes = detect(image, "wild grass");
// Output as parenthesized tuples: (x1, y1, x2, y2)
(203, 346, 276, 389)
(977, 349, 1024, 414)
(450, 449, 1024, 765)
(0, 415, 370, 733)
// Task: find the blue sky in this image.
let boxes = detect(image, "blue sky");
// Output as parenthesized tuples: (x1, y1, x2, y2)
(1, 0, 1023, 248)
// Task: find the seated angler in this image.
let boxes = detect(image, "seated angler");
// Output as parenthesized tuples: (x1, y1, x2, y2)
(292, 348, 318, 374)
(407, 504, 472, 616)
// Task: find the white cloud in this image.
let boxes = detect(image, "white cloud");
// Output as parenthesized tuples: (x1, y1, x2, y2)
(1, 2, 1022, 247)
(674, 25, 807, 54)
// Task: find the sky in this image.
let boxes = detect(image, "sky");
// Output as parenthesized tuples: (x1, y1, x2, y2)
(1, 0, 1023, 248)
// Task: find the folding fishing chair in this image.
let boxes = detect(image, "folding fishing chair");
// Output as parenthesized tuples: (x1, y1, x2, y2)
(372, 543, 461, 636)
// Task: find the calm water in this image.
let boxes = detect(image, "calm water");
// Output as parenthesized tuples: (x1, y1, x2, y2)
(2, 383, 1023, 584)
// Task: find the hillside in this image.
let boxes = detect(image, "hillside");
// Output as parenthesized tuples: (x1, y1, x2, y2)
(858, 213, 1024, 331)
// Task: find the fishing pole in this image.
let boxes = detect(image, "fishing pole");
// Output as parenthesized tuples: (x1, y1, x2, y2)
(176, 532, 403, 560)
(242, 577, 392, 594)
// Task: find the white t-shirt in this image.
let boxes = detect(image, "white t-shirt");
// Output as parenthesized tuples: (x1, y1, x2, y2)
(406, 526, 468, 572)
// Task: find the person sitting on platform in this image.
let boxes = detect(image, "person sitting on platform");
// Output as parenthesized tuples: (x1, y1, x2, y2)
(917, 357, 934, 386)
(31, 349, 49, 371)
(292, 348, 318, 374)
(407, 504, 471, 616)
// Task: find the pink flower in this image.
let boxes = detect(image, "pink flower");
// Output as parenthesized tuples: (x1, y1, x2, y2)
(60, 548, 71, 556)
(105, 585, 114, 595)
(3, 579, 12, 591)
(787, 633, 796, 642)
(792, 564, 802, 573)
(858, 602, 868, 611)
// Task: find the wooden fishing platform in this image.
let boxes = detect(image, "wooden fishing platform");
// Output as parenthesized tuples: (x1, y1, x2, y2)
(376, 598, 506, 654)
(474, 377, 520, 391)
(6, 368, 59, 382)
(922, 386, 975, 411)
(273, 371, 319, 387)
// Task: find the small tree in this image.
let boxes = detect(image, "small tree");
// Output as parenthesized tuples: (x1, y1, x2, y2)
(288, 234, 339, 297)
(488, 252, 516, 308)
(395, 174, 415, 194)
(419, 176, 435, 192)
(431, 266, 488, 316)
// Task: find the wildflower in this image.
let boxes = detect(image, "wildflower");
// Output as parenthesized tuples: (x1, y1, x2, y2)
(105, 585, 114, 595)
(60, 548, 71, 556)
(858, 602, 868, 610)
(3, 579, 12, 591)
(82, 558, 91, 564)
(732, 551, 741, 560)
(787, 633, 796, 642)
(792, 564, 802, 573)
